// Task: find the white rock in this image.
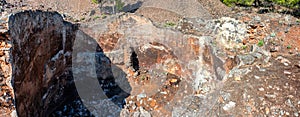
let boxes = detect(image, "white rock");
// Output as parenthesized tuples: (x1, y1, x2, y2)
(294, 112, 299, 117)
(258, 88, 264, 91)
(284, 70, 292, 75)
(223, 101, 236, 111)
(10, 110, 17, 117)
(139, 107, 151, 117)
(265, 94, 276, 98)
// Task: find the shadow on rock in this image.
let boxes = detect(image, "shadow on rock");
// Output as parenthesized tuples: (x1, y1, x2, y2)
(71, 30, 132, 116)
(9, 10, 131, 117)
(123, 1, 143, 13)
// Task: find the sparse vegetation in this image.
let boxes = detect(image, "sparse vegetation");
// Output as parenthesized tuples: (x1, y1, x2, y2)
(258, 40, 264, 47)
(287, 45, 292, 49)
(92, 0, 124, 14)
(140, 74, 147, 80)
(93, 16, 100, 20)
(221, 0, 300, 8)
(92, 0, 99, 4)
(101, 14, 107, 19)
(242, 45, 248, 49)
(221, 0, 255, 6)
(115, 0, 125, 11)
(164, 22, 176, 27)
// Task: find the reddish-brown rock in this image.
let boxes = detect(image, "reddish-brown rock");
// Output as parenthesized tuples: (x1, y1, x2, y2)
(9, 11, 78, 117)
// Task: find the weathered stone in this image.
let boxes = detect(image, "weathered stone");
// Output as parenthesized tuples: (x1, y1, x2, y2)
(9, 10, 78, 117)
(79, 13, 236, 116)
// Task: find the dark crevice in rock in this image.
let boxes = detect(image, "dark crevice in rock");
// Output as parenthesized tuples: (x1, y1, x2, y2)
(130, 49, 139, 72)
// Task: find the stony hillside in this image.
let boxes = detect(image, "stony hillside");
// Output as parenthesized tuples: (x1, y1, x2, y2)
(0, 0, 299, 117)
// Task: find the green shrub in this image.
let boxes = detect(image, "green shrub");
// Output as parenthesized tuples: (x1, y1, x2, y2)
(92, 0, 99, 4)
(116, 0, 125, 11)
(221, 0, 255, 6)
(93, 16, 100, 20)
(241, 45, 248, 49)
(221, 0, 300, 8)
(257, 40, 264, 47)
(270, 0, 300, 8)
(164, 22, 176, 27)
(287, 45, 292, 49)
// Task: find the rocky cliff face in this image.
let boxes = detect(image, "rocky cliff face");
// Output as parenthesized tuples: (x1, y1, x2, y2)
(4, 2, 300, 116)
(79, 13, 242, 116)
(8, 10, 132, 117)
(5, 9, 245, 116)
(9, 11, 79, 116)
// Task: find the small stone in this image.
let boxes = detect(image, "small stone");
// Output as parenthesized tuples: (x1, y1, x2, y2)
(223, 101, 236, 111)
(270, 46, 279, 52)
(276, 56, 291, 66)
(137, 93, 147, 100)
(139, 107, 151, 117)
(234, 76, 241, 81)
(265, 94, 276, 98)
(286, 99, 293, 107)
(280, 110, 285, 115)
(259, 68, 266, 72)
(284, 70, 292, 75)
(10, 110, 17, 117)
(254, 76, 260, 79)
(0, 51, 4, 56)
(149, 100, 156, 107)
(295, 112, 299, 117)
(170, 78, 178, 84)
(270, 33, 276, 37)
(265, 107, 270, 114)
(246, 106, 252, 113)
(296, 61, 300, 68)
(258, 87, 264, 91)
(133, 72, 139, 77)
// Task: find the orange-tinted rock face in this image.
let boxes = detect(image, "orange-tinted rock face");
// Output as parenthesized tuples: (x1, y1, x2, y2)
(9, 11, 78, 117)
(79, 14, 233, 116)
(7, 11, 240, 116)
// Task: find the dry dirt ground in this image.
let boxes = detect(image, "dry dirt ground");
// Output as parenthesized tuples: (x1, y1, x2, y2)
(209, 55, 300, 116)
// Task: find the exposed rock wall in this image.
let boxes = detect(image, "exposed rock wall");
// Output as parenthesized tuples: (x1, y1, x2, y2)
(81, 14, 240, 116)
(6, 10, 247, 116)
(9, 10, 78, 117)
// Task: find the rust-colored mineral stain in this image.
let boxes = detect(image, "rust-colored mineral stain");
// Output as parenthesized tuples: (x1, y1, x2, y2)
(224, 57, 238, 74)
(281, 26, 300, 50)
(188, 37, 200, 56)
(97, 33, 122, 52)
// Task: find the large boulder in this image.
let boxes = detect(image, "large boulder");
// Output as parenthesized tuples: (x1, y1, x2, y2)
(9, 10, 79, 116)
(9, 10, 132, 117)
(81, 13, 240, 116)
